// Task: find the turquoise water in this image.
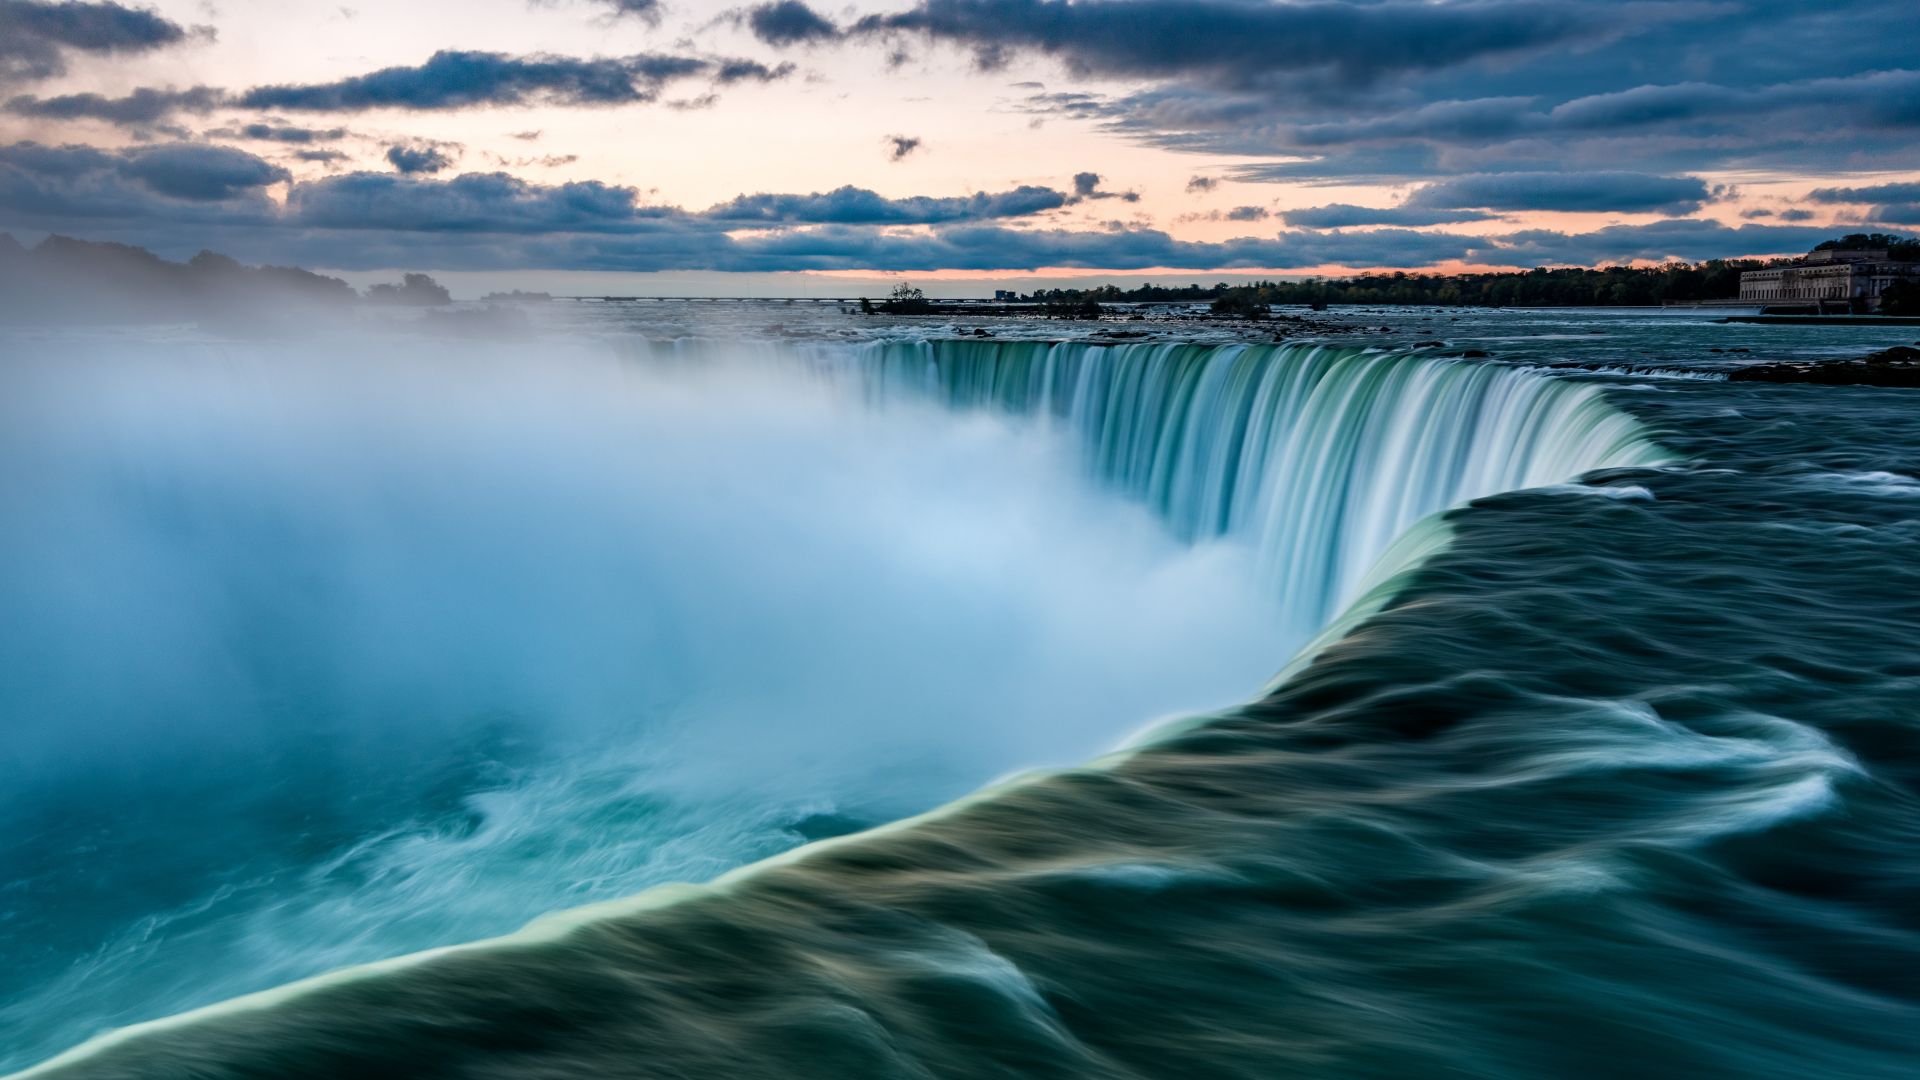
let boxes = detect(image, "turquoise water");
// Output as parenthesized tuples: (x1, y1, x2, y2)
(4, 308, 1919, 1077)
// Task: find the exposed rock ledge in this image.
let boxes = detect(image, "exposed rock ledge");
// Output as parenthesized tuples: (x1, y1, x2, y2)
(1728, 346, 1920, 387)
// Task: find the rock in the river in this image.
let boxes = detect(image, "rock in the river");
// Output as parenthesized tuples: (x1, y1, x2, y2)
(1728, 345, 1920, 386)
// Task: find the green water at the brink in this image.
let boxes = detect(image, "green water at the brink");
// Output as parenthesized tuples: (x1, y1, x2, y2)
(838, 338, 1660, 636)
(9, 310, 1920, 1078)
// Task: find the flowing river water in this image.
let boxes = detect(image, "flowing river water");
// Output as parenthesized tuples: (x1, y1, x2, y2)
(2, 305, 1917, 1078)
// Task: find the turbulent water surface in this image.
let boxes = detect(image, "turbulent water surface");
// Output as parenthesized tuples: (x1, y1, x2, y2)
(3, 306, 1919, 1078)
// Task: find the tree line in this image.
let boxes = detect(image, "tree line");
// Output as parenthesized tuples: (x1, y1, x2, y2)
(1001, 234, 1920, 313)
(0, 233, 459, 325)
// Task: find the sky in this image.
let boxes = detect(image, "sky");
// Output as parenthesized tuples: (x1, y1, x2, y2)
(0, 0, 1916, 293)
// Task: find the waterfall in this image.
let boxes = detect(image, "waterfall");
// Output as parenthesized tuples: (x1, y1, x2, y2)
(5, 336, 1674, 1080)
(807, 339, 1666, 639)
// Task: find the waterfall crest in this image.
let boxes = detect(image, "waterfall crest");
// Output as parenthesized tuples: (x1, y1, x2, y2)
(823, 339, 1667, 638)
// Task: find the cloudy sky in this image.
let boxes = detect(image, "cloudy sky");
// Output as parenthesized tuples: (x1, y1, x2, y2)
(1, 0, 1916, 290)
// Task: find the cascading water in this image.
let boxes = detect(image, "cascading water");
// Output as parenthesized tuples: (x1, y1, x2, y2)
(738, 338, 1663, 638)
(5, 330, 1669, 1079)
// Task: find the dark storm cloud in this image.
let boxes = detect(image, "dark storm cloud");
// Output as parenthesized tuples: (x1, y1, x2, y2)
(230, 221, 1481, 274)
(0, 139, 114, 179)
(1807, 184, 1920, 228)
(743, 1, 840, 46)
(4, 142, 1875, 275)
(237, 49, 786, 112)
(0, 144, 1398, 269)
(1071, 68, 1920, 181)
(703, 184, 1067, 224)
(849, 0, 1702, 86)
(67, 215, 1842, 276)
(1405, 172, 1710, 214)
(0, 141, 285, 221)
(1807, 182, 1920, 205)
(228, 123, 349, 144)
(1213, 72, 1920, 155)
(1541, 70, 1920, 135)
(1258, 68, 1920, 165)
(3, 85, 223, 125)
(282, 171, 659, 232)
(1484, 219, 1839, 265)
(1280, 204, 1498, 227)
(708, 223, 1480, 273)
(116, 143, 290, 200)
(1067, 171, 1136, 203)
(285, 173, 1068, 230)
(952, 1, 1920, 195)
(0, 0, 200, 83)
(713, 58, 795, 84)
(386, 144, 455, 174)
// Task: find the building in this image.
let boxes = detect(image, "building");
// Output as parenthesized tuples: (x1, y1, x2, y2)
(1739, 247, 1920, 312)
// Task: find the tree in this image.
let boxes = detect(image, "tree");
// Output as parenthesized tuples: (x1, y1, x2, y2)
(876, 281, 934, 315)
(1210, 288, 1270, 319)
(1879, 279, 1920, 316)
(365, 272, 452, 306)
(1043, 295, 1104, 319)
